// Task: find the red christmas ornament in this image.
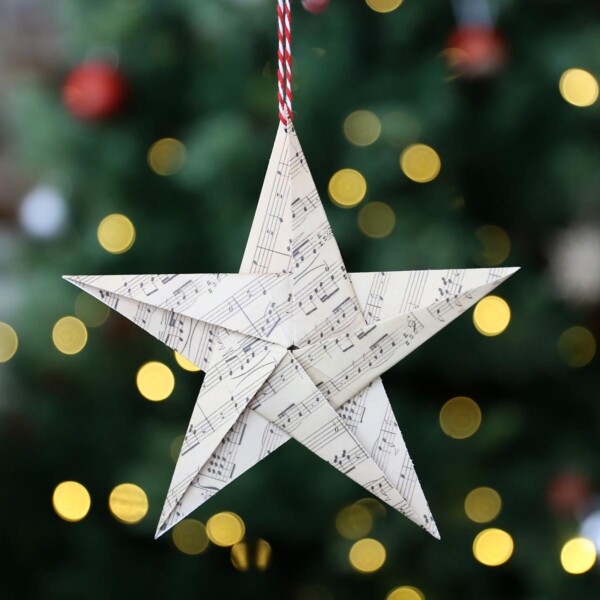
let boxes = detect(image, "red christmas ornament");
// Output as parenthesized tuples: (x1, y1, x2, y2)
(547, 472, 593, 516)
(63, 61, 127, 121)
(302, 0, 330, 14)
(445, 25, 507, 78)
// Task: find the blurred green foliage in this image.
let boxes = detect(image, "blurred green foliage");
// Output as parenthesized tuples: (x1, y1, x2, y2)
(1, 0, 600, 599)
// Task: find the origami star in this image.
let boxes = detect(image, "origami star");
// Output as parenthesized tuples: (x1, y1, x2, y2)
(65, 119, 517, 540)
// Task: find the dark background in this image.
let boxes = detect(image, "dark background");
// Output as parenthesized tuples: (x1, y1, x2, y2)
(0, 0, 599, 598)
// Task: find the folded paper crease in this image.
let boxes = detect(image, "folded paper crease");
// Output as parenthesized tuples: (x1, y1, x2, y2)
(65, 118, 519, 541)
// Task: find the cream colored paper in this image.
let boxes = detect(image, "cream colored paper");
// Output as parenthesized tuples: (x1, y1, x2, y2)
(65, 120, 518, 540)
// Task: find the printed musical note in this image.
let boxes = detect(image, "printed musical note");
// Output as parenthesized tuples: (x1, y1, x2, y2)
(65, 117, 518, 541)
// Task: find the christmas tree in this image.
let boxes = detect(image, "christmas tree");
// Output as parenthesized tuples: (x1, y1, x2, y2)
(1, 0, 600, 598)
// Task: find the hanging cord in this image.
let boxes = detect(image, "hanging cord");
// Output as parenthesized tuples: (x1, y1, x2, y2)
(277, 0, 293, 125)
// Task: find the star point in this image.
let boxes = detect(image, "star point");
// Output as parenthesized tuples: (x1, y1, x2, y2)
(66, 120, 518, 540)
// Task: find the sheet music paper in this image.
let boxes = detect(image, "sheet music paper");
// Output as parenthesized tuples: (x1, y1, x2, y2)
(65, 118, 518, 540)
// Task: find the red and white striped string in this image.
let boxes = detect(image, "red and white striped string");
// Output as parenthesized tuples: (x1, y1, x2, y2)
(277, 0, 293, 126)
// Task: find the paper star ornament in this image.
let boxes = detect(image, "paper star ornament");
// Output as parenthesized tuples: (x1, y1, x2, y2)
(65, 119, 518, 539)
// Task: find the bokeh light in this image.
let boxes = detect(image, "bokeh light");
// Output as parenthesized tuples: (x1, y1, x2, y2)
(439, 396, 482, 439)
(328, 169, 367, 208)
(303, 0, 330, 15)
(148, 137, 186, 176)
(557, 326, 596, 368)
(400, 144, 441, 183)
(172, 519, 210, 555)
(547, 471, 592, 515)
(19, 185, 68, 240)
(381, 110, 421, 148)
(475, 225, 511, 266)
(358, 202, 396, 238)
(52, 316, 88, 355)
(473, 295, 511, 336)
(52, 481, 91, 522)
(559, 69, 599, 107)
(465, 487, 502, 523)
(206, 512, 246, 547)
(74, 292, 110, 327)
(443, 47, 470, 78)
(174, 351, 201, 372)
(386, 586, 425, 600)
(0, 322, 18, 363)
(230, 538, 272, 572)
(581, 512, 600, 553)
(561, 537, 597, 574)
(473, 528, 514, 566)
(108, 483, 149, 524)
(335, 503, 373, 539)
(136, 361, 175, 401)
(366, 0, 404, 13)
(348, 538, 386, 573)
(548, 223, 600, 305)
(343, 110, 382, 146)
(97, 214, 136, 254)
(355, 497, 386, 518)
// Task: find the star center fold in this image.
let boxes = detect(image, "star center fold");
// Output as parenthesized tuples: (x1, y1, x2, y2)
(64, 118, 518, 543)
